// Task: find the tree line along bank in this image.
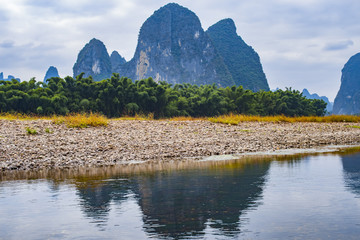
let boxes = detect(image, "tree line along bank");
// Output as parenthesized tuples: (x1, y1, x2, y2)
(0, 73, 327, 118)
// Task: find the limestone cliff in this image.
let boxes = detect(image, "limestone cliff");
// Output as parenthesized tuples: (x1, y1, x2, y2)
(72, 4, 271, 91)
(116, 3, 234, 86)
(333, 53, 360, 115)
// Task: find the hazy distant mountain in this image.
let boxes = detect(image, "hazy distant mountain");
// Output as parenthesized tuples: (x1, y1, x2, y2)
(110, 51, 126, 73)
(116, 3, 234, 86)
(43, 66, 60, 82)
(0, 72, 20, 81)
(206, 18, 269, 91)
(333, 53, 360, 115)
(302, 88, 333, 113)
(73, 38, 112, 81)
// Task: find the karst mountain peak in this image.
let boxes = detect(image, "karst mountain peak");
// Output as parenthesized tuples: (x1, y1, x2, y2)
(73, 3, 269, 91)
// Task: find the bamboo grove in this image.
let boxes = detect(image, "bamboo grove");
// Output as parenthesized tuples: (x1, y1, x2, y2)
(0, 73, 327, 118)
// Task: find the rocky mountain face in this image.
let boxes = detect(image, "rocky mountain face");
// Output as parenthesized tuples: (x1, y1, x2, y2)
(43, 66, 60, 82)
(115, 3, 234, 86)
(73, 38, 112, 81)
(73, 3, 269, 91)
(206, 19, 269, 91)
(333, 53, 360, 115)
(302, 88, 333, 113)
(110, 51, 126, 73)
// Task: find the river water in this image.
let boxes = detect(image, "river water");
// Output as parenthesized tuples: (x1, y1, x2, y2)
(1, 151, 360, 239)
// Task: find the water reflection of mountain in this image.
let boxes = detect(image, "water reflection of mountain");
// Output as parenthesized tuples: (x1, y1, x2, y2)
(341, 153, 360, 196)
(133, 162, 270, 239)
(75, 179, 132, 220)
(74, 161, 270, 238)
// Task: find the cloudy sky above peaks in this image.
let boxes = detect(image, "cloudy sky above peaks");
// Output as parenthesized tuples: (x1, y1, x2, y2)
(1, 0, 360, 100)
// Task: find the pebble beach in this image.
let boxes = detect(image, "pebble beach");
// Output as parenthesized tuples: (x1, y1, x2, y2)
(1, 119, 360, 171)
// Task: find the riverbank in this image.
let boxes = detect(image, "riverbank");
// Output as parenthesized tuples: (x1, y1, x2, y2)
(1, 119, 360, 171)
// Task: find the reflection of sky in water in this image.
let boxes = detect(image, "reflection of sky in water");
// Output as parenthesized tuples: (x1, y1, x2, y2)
(0, 180, 147, 239)
(0, 153, 360, 239)
(238, 155, 360, 240)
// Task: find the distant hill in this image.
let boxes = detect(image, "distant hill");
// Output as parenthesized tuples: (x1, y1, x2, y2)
(302, 88, 333, 113)
(206, 19, 269, 91)
(43, 66, 60, 82)
(0, 72, 20, 82)
(73, 3, 269, 91)
(333, 53, 360, 115)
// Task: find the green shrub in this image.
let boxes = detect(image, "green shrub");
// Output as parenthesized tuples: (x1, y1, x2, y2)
(26, 127, 38, 135)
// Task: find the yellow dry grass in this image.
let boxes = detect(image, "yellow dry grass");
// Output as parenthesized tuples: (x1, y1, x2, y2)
(112, 112, 155, 121)
(52, 113, 108, 128)
(0, 113, 51, 120)
(208, 113, 360, 125)
(2, 112, 360, 127)
(168, 116, 205, 121)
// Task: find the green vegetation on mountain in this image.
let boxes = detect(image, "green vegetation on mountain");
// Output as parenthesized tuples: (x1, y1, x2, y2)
(0, 74, 326, 118)
(207, 19, 269, 91)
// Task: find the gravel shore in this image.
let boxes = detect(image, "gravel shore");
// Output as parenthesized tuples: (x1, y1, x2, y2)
(1, 119, 360, 171)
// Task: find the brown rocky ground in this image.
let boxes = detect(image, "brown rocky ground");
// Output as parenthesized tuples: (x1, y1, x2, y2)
(1, 119, 360, 171)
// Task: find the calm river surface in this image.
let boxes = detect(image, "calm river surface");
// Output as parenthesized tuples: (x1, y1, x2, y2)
(1, 151, 360, 239)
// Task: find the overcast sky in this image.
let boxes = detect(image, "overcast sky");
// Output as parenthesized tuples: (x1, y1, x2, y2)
(1, 0, 359, 101)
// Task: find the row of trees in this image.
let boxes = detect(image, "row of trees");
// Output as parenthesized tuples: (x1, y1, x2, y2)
(0, 73, 327, 118)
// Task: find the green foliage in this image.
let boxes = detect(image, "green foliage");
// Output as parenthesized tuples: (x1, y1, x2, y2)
(347, 125, 360, 129)
(36, 106, 43, 114)
(26, 127, 38, 135)
(0, 74, 327, 118)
